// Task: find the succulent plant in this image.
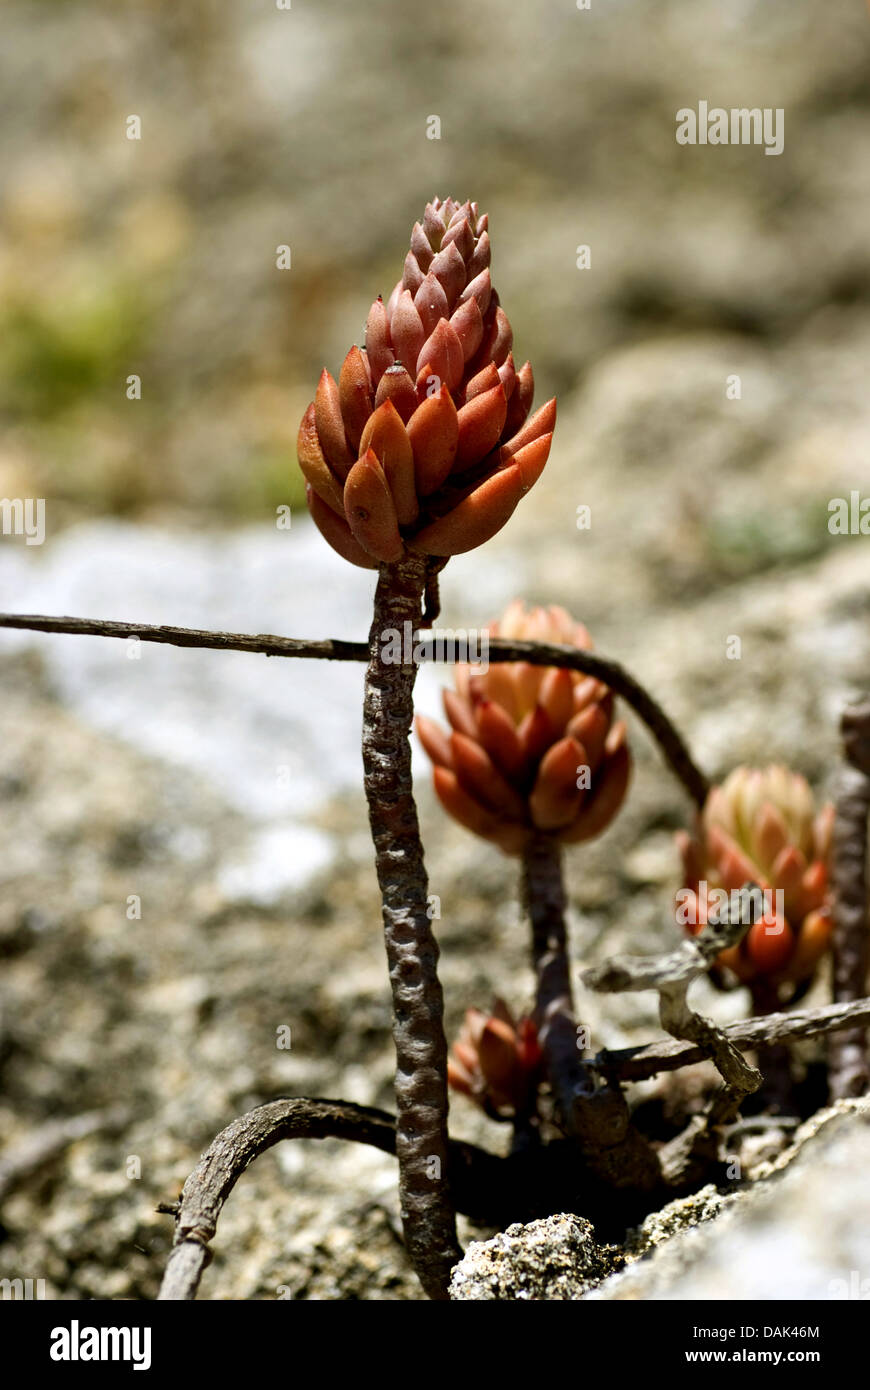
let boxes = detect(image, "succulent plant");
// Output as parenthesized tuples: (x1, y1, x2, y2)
(677, 765, 834, 986)
(448, 999, 541, 1118)
(298, 197, 555, 566)
(417, 601, 630, 854)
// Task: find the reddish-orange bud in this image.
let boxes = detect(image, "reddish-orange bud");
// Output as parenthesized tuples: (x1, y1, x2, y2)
(298, 200, 555, 566)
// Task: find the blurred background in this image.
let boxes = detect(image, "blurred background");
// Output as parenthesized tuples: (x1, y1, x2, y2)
(0, 0, 869, 1300)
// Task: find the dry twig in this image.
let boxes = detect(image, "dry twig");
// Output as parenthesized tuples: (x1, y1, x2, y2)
(157, 1096, 526, 1300)
(584, 902, 763, 1178)
(0, 612, 708, 806)
(597, 995, 870, 1082)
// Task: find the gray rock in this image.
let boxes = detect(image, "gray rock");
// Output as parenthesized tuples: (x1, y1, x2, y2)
(591, 1099, 870, 1300)
(449, 1214, 622, 1301)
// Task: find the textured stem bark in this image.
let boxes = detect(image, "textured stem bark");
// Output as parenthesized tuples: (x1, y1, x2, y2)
(362, 556, 461, 1299)
(522, 834, 660, 1189)
(828, 700, 870, 1099)
(522, 835, 584, 1116)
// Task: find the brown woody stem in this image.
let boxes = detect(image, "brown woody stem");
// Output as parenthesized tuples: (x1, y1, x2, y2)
(828, 700, 870, 1099)
(362, 556, 461, 1300)
(522, 836, 587, 1117)
(522, 834, 660, 1189)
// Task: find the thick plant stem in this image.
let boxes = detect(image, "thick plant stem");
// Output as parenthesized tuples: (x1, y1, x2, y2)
(521, 834, 660, 1189)
(522, 835, 585, 1118)
(362, 554, 461, 1300)
(829, 700, 870, 1099)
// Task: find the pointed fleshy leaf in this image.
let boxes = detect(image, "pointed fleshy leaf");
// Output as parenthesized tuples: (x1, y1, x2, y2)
(338, 346, 373, 452)
(566, 700, 611, 773)
(497, 352, 516, 401)
(415, 318, 464, 391)
(559, 744, 631, 844)
(745, 915, 794, 975)
(538, 667, 575, 735)
(410, 221, 434, 271)
(784, 909, 832, 983)
(414, 272, 450, 336)
(450, 731, 527, 819)
(529, 735, 588, 831)
(391, 289, 426, 375)
(504, 360, 534, 437)
(464, 362, 500, 402)
(433, 765, 507, 844)
(442, 687, 478, 738)
(477, 1019, 521, 1101)
(407, 385, 459, 496)
(314, 370, 353, 478)
(489, 306, 513, 367)
(343, 448, 404, 562)
(440, 216, 474, 262)
(409, 460, 527, 556)
(375, 363, 418, 422)
(364, 297, 394, 385)
(707, 823, 764, 891)
(508, 431, 552, 492)
(459, 268, 492, 317)
(305, 484, 377, 570)
(467, 229, 491, 279)
(415, 714, 453, 769)
(450, 296, 484, 363)
(518, 702, 559, 770)
(423, 202, 445, 245)
(474, 698, 526, 780)
(359, 400, 418, 526)
(297, 403, 345, 514)
(502, 398, 557, 457)
(401, 251, 425, 296)
(454, 383, 508, 471)
(428, 240, 466, 308)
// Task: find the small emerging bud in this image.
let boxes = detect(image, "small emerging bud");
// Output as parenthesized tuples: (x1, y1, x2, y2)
(678, 765, 834, 991)
(418, 603, 631, 854)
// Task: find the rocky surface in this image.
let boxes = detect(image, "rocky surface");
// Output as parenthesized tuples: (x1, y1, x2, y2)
(450, 1215, 622, 1301)
(448, 1101, 870, 1299)
(590, 1099, 870, 1300)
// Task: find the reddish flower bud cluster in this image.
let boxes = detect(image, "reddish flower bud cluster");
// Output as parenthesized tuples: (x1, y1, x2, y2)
(678, 765, 834, 986)
(298, 197, 555, 566)
(417, 602, 631, 855)
(447, 999, 542, 1117)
